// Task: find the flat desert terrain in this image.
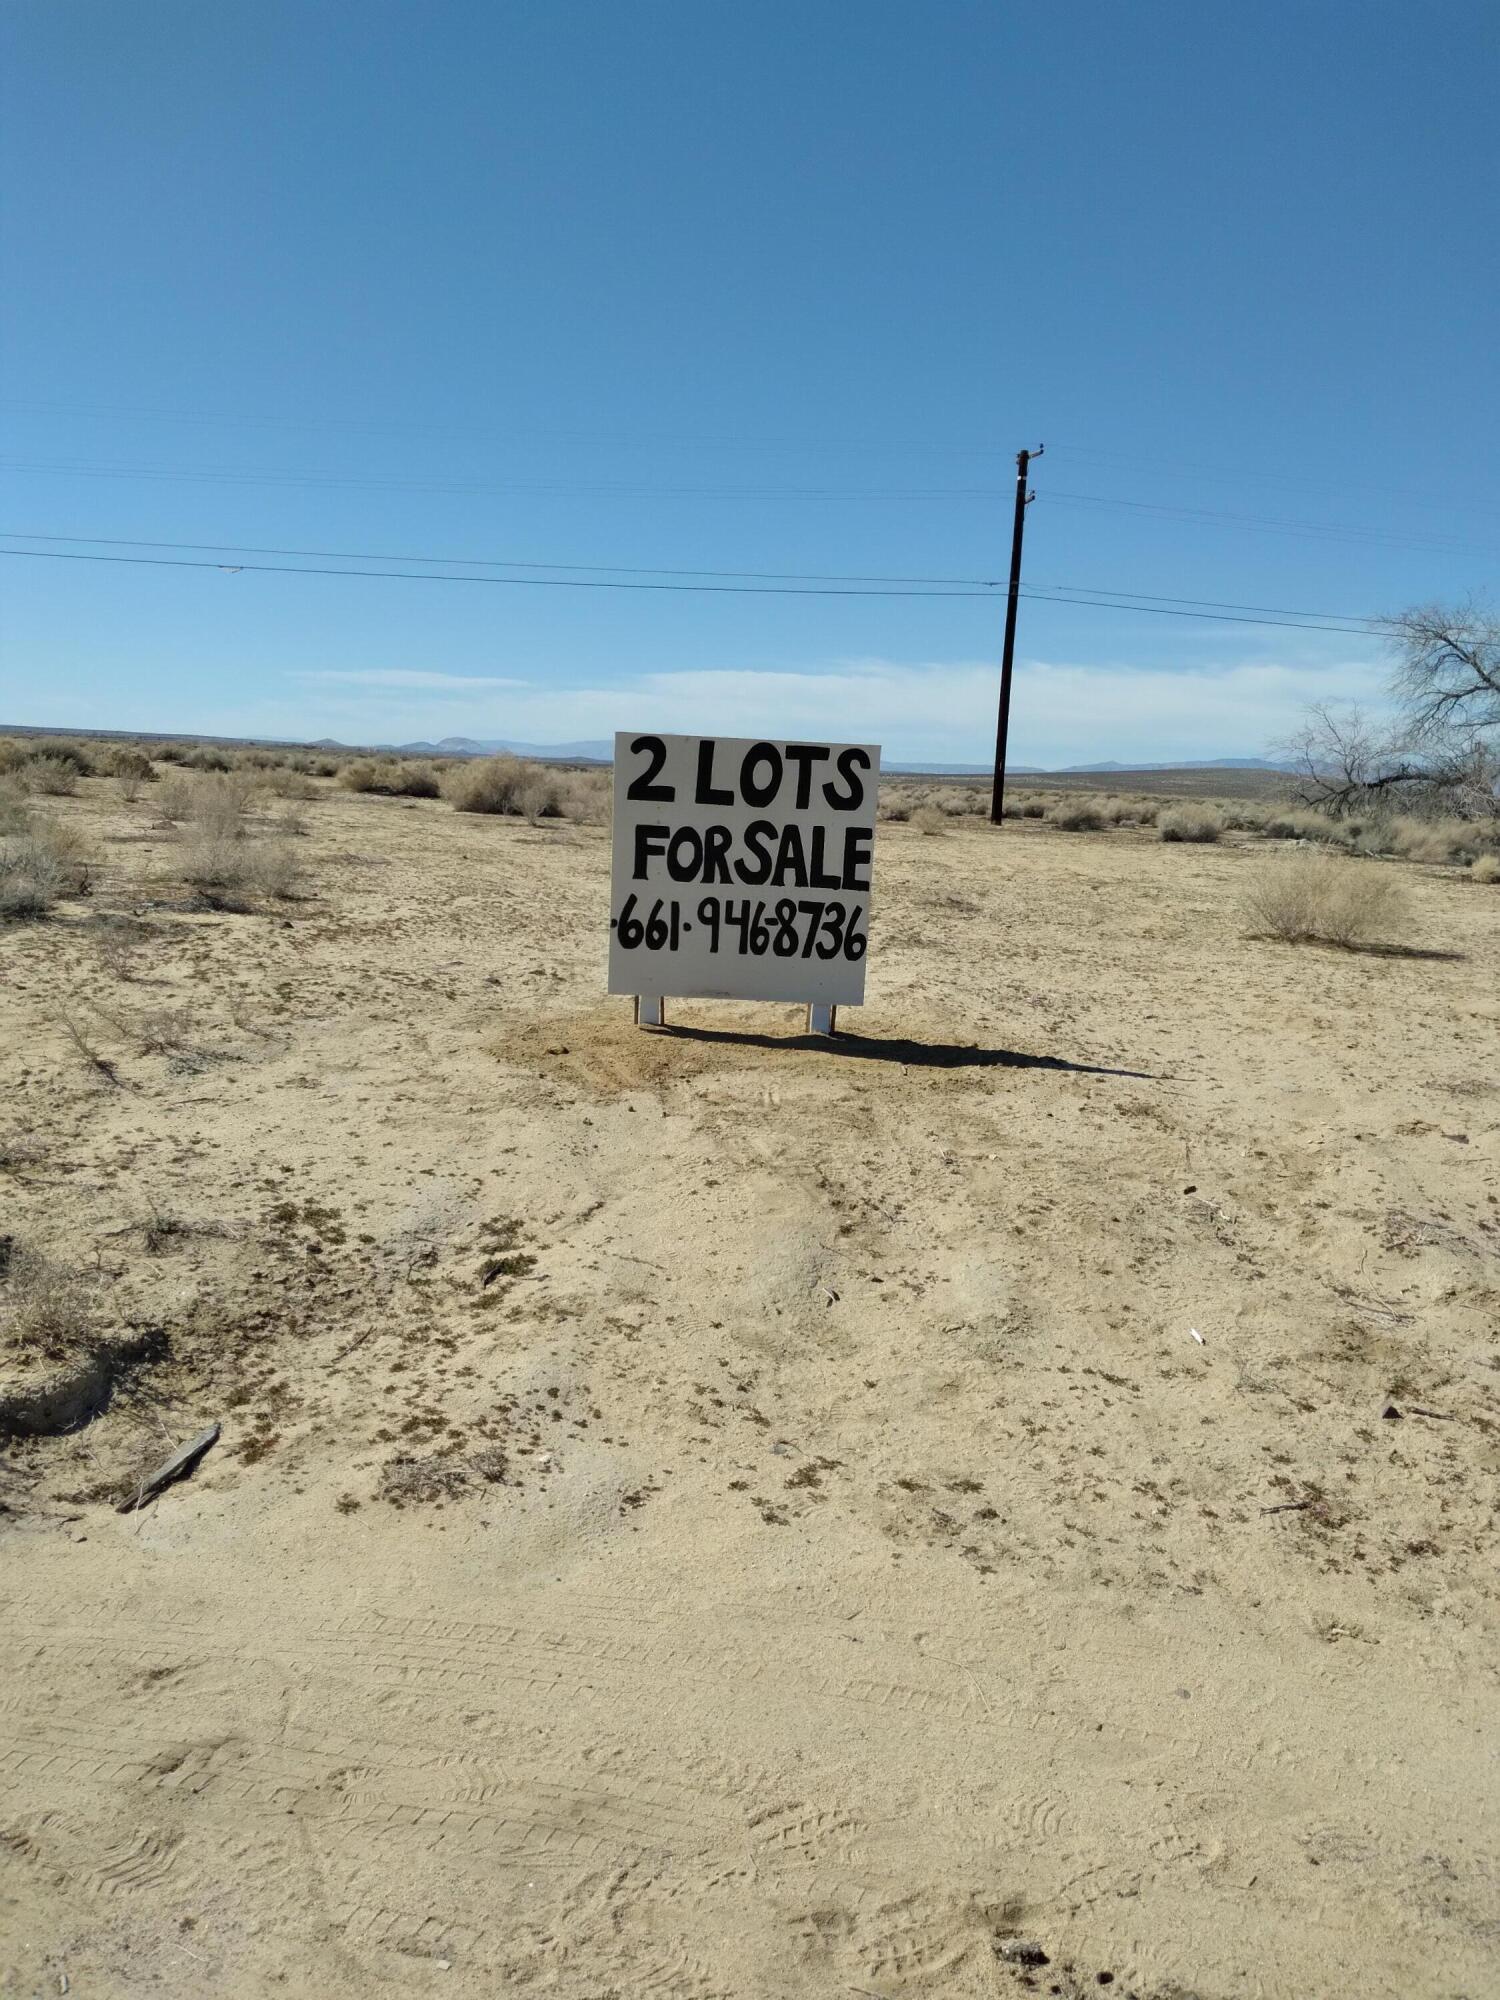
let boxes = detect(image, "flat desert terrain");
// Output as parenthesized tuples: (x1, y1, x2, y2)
(3, 777, 1498, 2000)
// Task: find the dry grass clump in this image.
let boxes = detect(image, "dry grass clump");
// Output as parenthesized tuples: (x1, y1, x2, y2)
(0, 819, 91, 920)
(1385, 815, 1494, 867)
(1470, 853, 1500, 885)
(0, 1242, 94, 1360)
(165, 771, 301, 903)
(96, 744, 154, 783)
(911, 804, 949, 836)
(256, 766, 319, 800)
(1158, 804, 1224, 843)
(1047, 797, 1105, 832)
(0, 774, 29, 832)
(25, 736, 97, 774)
(20, 754, 79, 796)
(157, 741, 233, 771)
(163, 771, 256, 838)
(180, 835, 301, 902)
(339, 756, 441, 798)
(443, 753, 568, 819)
(1261, 804, 1352, 844)
(1096, 795, 1160, 826)
(1240, 850, 1411, 948)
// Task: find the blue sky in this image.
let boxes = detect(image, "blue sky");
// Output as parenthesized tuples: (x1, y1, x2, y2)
(1, 1, 1495, 765)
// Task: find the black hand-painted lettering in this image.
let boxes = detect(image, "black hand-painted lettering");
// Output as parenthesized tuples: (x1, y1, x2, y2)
(632, 824, 669, 879)
(626, 734, 675, 801)
(694, 739, 733, 806)
(822, 746, 870, 812)
(807, 825, 842, 889)
(700, 824, 732, 883)
(734, 819, 775, 885)
(739, 742, 783, 808)
(783, 743, 831, 809)
(771, 822, 809, 889)
(841, 825, 872, 890)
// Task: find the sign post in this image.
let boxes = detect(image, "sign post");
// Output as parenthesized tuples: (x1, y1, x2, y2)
(609, 733, 880, 1030)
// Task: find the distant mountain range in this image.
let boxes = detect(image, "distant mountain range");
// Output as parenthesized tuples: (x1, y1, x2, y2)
(382, 738, 1292, 775)
(1, 723, 1293, 776)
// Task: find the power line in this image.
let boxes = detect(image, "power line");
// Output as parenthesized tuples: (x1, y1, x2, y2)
(1043, 488, 1493, 559)
(0, 530, 1381, 622)
(0, 529, 1005, 589)
(6, 454, 1491, 557)
(0, 544, 1384, 632)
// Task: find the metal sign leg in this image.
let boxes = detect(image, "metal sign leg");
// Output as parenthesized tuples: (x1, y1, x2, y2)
(636, 996, 665, 1027)
(806, 1002, 836, 1036)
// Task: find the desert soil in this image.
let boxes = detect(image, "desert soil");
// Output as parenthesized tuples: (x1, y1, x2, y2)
(2, 782, 1498, 2000)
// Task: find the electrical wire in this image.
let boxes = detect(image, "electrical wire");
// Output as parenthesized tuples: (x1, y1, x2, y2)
(0, 528, 1382, 624)
(0, 529, 1005, 589)
(0, 544, 1384, 632)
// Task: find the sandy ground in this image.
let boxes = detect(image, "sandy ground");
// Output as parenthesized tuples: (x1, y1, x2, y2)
(2, 780, 1498, 2000)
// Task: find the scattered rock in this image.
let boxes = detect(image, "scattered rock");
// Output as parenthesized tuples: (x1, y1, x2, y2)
(995, 1937, 1049, 1966)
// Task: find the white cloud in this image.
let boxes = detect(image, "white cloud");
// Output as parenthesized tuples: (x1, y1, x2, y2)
(219, 646, 1391, 763)
(290, 669, 529, 691)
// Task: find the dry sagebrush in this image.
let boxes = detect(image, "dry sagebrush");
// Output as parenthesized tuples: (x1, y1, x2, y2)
(339, 756, 442, 798)
(0, 1242, 95, 1359)
(443, 753, 606, 821)
(1157, 804, 1224, 843)
(0, 818, 91, 920)
(1240, 850, 1411, 948)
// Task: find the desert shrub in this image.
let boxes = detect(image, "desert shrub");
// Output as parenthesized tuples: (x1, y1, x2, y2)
(257, 767, 319, 800)
(0, 821, 90, 920)
(1240, 851, 1411, 947)
(912, 805, 948, 835)
(157, 742, 231, 771)
(443, 753, 563, 818)
(0, 774, 28, 832)
(180, 834, 301, 901)
(155, 773, 200, 823)
(184, 771, 256, 840)
(1158, 804, 1224, 843)
(1047, 798, 1105, 831)
(0, 738, 31, 774)
(1386, 816, 1490, 867)
(1262, 804, 1351, 844)
(27, 736, 96, 774)
(96, 744, 154, 782)
(881, 797, 911, 822)
(22, 755, 79, 796)
(307, 755, 341, 778)
(0, 1243, 94, 1358)
(1470, 853, 1500, 885)
(339, 757, 440, 798)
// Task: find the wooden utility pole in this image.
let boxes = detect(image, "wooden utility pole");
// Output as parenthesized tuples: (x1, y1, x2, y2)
(989, 443, 1042, 824)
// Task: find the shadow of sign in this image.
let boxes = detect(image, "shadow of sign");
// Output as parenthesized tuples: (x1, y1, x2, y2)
(653, 1023, 1158, 1080)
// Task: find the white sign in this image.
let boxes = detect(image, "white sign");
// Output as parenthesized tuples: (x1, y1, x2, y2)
(608, 732, 880, 1006)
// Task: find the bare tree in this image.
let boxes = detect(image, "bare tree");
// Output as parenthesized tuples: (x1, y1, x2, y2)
(1284, 602, 1499, 820)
